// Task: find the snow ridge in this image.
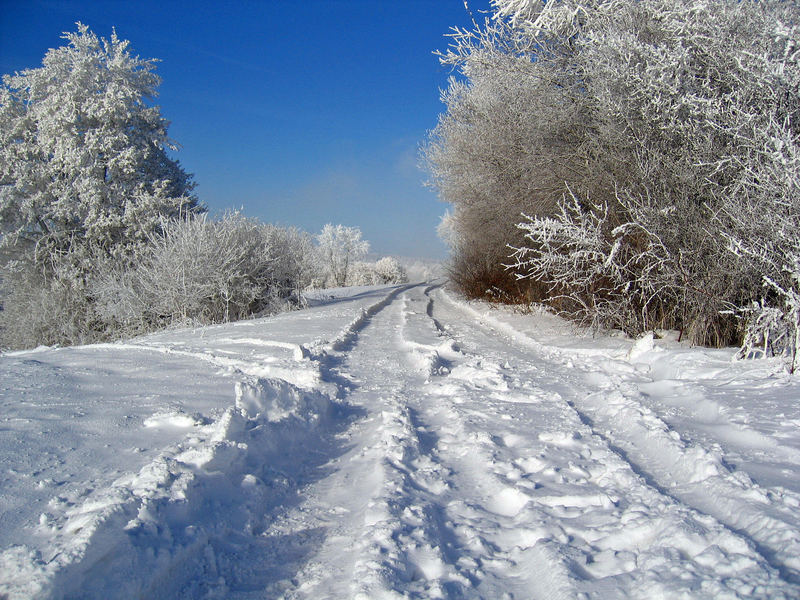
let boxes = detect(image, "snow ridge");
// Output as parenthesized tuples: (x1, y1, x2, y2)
(0, 377, 337, 599)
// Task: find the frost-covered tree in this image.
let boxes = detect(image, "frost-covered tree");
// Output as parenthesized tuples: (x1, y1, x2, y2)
(0, 23, 199, 267)
(423, 2, 606, 299)
(723, 116, 800, 371)
(346, 256, 408, 287)
(429, 0, 800, 350)
(275, 226, 319, 300)
(0, 23, 200, 349)
(508, 0, 799, 347)
(316, 224, 369, 287)
(371, 256, 407, 285)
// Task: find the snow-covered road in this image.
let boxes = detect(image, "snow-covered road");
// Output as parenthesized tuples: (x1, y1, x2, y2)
(2, 283, 800, 598)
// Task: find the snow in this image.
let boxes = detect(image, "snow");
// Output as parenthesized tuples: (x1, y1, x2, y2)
(2, 282, 800, 598)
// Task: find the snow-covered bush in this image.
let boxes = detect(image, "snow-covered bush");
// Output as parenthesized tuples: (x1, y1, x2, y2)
(315, 224, 370, 287)
(423, 16, 597, 300)
(0, 213, 319, 348)
(0, 252, 103, 349)
(344, 262, 377, 287)
(508, 190, 677, 336)
(274, 226, 319, 300)
(737, 298, 799, 373)
(371, 257, 407, 285)
(92, 213, 309, 334)
(724, 117, 800, 370)
(345, 257, 408, 287)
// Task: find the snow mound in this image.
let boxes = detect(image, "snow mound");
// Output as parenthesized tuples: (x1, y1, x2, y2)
(627, 331, 656, 360)
(235, 377, 331, 423)
(0, 377, 336, 600)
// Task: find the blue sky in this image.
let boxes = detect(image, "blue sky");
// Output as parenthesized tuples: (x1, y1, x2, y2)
(0, 0, 492, 258)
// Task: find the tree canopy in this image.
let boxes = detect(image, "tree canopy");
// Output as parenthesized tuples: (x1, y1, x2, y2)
(0, 23, 200, 267)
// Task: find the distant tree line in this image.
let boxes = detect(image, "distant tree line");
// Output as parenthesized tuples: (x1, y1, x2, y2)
(424, 0, 800, 370)
(0, 25, 405, 350)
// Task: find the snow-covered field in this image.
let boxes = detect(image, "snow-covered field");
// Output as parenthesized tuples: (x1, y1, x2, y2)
(2, 282, 799, 599)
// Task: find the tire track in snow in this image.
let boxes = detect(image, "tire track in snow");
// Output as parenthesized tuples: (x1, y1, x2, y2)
(276, 287, 480, 599)
(426, 288, 796, 598)
(398, 288, 580, 599)
(0, 286, 410, 600)
(157, 284, 422, 598)
(440, 291, 800, 587)
(574, 374, 800, 584)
